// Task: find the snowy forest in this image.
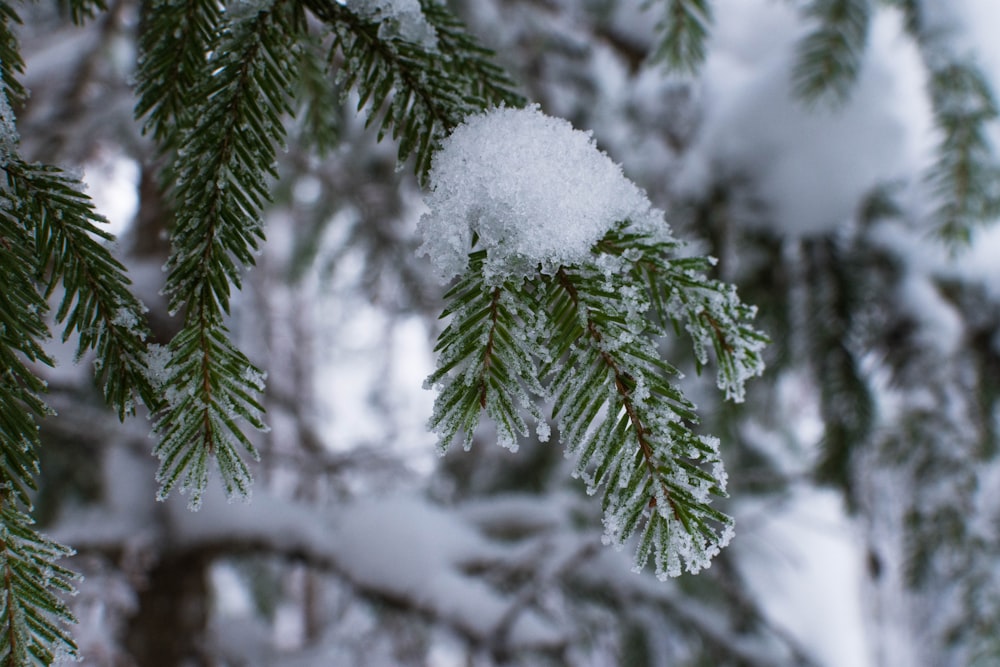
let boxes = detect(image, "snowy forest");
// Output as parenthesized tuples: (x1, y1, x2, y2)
(2, 0, 1000, 665)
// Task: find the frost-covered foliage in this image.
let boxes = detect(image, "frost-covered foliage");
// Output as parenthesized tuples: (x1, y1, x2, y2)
(129, 0, 522, 511)
(1, 0, 525, 659)
(0, 3, 153, 653)
(4, 0, 1000, 664)
(421, 105, 766, 577)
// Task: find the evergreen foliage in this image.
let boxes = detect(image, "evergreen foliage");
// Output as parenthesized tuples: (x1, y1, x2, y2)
(793, 0, 871, 106)
(0, 503, 78, 666)
(924, 59, 1000, 243)
(134, 0, 222, 148)
(802, 238, 874, 503)
(135, 0, 524, 508)
(882, 0, 1000, 242)
(0, 161, 90, 667)
(655, 0, 999, 653)
(6, 161, 154, 419)
(148, 0, 300, 508)
(0, 3, 24, 115)
(646, 0, 714, 74)
(653, 0, 1000, 240)
(1, 0, 999, 662)
(796, 0, 1000, 240)
(294, 32, 344, 157)
(1, 3, 152, 657)
(865, 272, 1000, 666)
(428, 222, 766, 578)
(310, 0, 523, 184)
(2, 0, 529, 658)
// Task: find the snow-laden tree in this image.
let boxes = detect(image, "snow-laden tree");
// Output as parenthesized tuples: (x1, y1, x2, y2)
(3, 0, 762, 662)
(2, 0, 999, 665)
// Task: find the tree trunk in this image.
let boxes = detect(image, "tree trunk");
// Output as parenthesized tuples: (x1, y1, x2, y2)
(126, 551, 211, 667)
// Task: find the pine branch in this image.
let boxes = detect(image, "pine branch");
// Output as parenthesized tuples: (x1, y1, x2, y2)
(645, 0, 714, 74)
(0, 11, 81, 660)
(793, 0, 872, 106)
(426, 250, 546, 452)
(926, 60, 1000, 244)
(596, 228, 767, 404)
(417, 0, 523, 112)
(0, 197, 51, 511)
(134, 0, 223, 147)
(306, 0, 523, 184)
(161, 2, 295, 316)
(152, 0, 298, 507)
(0, 499, 79, 666)
(150, 327, 266, 508)
(427, 223, 765, 578)
(803, 239, 873, 503)
(143, 0, 525, 506)
(0, 3, 25, 112)
(0, 194, 79, 667)
(543, 234, 746, 579)
(4, 161, 156, 419)
(890, 1, 1000, 242)
(295, 32, 343, 157)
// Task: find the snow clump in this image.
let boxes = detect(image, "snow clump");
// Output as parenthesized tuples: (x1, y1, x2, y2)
(418, 105, 661, 284)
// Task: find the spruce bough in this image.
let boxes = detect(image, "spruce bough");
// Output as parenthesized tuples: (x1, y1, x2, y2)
(425, 224, 766, 578)
(0, 0, 997, 662)
(419, 105, 766, 578)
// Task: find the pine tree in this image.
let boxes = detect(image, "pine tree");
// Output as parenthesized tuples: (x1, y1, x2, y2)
(3, 0, 999, 662)
(0, 0, 771, 661)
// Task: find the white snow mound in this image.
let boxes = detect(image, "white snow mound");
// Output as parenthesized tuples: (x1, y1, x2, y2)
(418, 105, 659, 283)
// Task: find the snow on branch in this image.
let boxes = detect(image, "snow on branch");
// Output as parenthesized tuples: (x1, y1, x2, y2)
(162, 487, 566, 650)
(418, 105, 659, 284)
(419, 106, 767, 578)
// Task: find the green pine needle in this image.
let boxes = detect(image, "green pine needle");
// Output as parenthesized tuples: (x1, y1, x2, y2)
(135, 0, 224, 147)
(426, 251, 546, 452)
(4, 161, 156, 419)
(0, 499, 79, 667)
(427, 223, 765, 577)
(646, 0, 714, 74)
(150, 0, 301, 506)
(308, 0, 524, 185)
(151, 326, 265, 509)
(793, 0, 872, 107)
(926, 60, 1000, 244)
(0, 175, 80, 667)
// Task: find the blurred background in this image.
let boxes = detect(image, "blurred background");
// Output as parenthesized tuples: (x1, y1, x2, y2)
(18, 0, 1000, 664)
